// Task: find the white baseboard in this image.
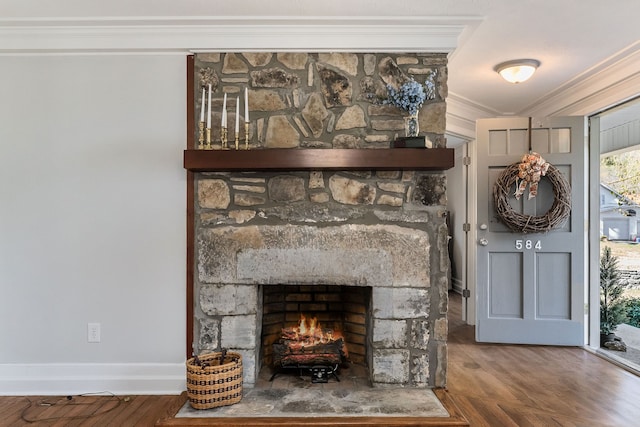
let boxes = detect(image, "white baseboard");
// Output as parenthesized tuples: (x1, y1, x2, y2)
(0, 363, 186, 396)
(451, 277, 464, 294)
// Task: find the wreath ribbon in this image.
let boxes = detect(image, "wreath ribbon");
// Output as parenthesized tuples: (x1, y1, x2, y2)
(515, 152, 549, 200)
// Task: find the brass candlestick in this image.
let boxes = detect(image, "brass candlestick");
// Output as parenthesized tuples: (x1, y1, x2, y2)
(221, 127, 228, 149)
(198, 121, 205, 149)
(205, 127, 212, 150)
(244, 122, 250, 150)
(235, 133, 239, 150)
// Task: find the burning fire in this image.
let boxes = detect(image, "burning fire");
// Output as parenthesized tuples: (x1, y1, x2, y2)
(282, 314, 346, 351)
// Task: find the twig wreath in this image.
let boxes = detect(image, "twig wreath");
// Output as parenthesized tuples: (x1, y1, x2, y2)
(493, 152, 571, 233)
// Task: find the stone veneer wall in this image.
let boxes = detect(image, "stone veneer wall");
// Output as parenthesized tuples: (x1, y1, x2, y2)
(192, 52, 449, 388)
(195, 52, 447, 148)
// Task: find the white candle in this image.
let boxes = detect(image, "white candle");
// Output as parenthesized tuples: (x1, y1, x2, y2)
(244, 87, 249, 122)
(200, 87, 205, 122)
(221, 93, 227, 128)
(206, 84, 212, 128)
(235, 96, 240, 134)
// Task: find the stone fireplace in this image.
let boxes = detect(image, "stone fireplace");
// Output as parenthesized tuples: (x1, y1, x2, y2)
(189, 52, 450, 389)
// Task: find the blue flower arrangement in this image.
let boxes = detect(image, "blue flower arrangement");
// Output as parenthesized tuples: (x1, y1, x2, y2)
(384, 78, 427, 116)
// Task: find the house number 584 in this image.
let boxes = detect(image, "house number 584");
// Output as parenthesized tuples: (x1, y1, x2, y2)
(515, 239, 542, 250)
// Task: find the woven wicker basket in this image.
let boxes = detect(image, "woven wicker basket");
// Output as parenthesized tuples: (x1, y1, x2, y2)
(186, 351, 243, 410)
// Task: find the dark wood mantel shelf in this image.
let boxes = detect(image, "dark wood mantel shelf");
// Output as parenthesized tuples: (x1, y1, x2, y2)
(183, 148, 454, 172)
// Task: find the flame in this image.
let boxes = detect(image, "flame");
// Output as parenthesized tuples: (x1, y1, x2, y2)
(282, 314, 345, 352)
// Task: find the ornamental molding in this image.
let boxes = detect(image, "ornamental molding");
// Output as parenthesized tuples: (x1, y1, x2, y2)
(0, 16, 478, 54)
(523, 41, 640, 117)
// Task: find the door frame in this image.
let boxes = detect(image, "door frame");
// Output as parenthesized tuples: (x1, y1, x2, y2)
(449, 139, 478, 325)
(588, 116, 601, 349)
(467, 139, 478, 326)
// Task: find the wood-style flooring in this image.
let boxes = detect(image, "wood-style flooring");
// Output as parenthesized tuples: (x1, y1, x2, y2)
(0, 394, 181, 426)
(2, 292, 640, 426)
(446, 292, 640, 426)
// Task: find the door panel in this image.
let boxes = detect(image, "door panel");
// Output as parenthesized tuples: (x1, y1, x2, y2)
(476, 117, 585, 345)
(536, 252, 571, 319)
(489, 252, 523, 318)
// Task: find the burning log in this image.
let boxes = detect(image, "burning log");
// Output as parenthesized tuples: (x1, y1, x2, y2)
(272, 314, 348, 368)
(273, 338, 345, 367)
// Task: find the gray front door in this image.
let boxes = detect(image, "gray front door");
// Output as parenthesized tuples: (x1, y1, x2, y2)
(476, 117, 586, 345)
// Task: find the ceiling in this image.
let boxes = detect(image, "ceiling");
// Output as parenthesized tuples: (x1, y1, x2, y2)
(2, 0, 639, 143)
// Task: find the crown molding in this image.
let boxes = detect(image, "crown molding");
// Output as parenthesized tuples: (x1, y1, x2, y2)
(523, 41, 640, 117)
(0, 16, 478, 54)
(445, 93, 499, 142)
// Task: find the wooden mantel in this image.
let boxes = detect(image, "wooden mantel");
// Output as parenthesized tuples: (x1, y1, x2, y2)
(183, 148, 454, 172)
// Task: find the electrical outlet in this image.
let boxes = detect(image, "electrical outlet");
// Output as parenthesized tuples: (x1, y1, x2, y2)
(88, 323, 101, 343)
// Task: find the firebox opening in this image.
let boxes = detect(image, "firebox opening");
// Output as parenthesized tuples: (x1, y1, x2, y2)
(260, 285, 372, 381)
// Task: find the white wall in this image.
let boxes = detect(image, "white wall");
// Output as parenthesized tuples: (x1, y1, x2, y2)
(0, 54, 187, 394)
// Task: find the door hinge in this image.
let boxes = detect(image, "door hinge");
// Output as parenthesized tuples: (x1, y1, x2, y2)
(463, 156, 471, 166)
(462, 289, 471, 298)
(462, 223, 471, 232)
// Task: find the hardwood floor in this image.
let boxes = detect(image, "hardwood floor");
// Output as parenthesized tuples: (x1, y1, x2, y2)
(446, 291, 640, 426)
(2, 292, 640, 426)
(0, 394, 182, 426)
